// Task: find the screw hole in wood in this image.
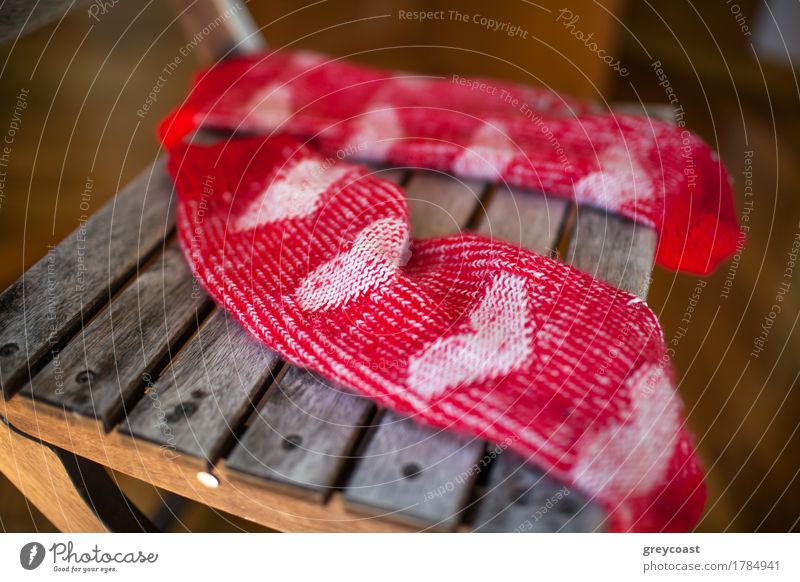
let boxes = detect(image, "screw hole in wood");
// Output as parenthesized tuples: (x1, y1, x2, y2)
(282, 434, 303, 450)
(166, 401, 197, 423)
(75, 370, 96, 385)
(0, 342, 19, 357)
(401, 463, 422, 479)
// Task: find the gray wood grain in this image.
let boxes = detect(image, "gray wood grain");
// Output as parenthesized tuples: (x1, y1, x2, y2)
(119, 308, 280, 461)
(344, 411, 484, 530)
(406, 171, 485, 239)
(476, 185, 569, 255)
(0, 161, 175, 395)
(225, 366, 374, 500)
(21, 242, 210, 430)
(565, 207, 657, 299)
(472, 450, 605, 532)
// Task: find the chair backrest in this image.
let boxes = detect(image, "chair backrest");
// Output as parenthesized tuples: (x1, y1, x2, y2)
(1, 0, 264, 63)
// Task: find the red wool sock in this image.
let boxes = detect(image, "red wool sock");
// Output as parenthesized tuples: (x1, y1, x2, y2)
(168, 135, 707, 532)
(160, 50, 740, 275)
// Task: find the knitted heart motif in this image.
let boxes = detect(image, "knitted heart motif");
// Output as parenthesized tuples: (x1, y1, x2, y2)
(573, 145, 655, 214)
(170, 136, 707, 532)
(452, 121, 516, 180)
(247, 82, 293, 129)
(408, 272, 534, 399)
(571, 363, 680, 497)
(234, 159, 354, 231)
(346, 108, 403, 162)
(296, 217, 410, 312)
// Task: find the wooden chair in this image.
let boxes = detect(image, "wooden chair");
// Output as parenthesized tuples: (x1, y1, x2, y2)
(0, 0, 665, 532)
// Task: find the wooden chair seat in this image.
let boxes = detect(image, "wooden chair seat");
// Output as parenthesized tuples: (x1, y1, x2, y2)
(0, 102, 666, 531)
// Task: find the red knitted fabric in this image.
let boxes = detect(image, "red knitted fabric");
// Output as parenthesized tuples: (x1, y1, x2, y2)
(160, 50, 739, 275)
(168, 135, 706, 532)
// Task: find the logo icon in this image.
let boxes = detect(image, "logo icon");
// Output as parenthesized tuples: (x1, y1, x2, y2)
(20, 542, 45, 570)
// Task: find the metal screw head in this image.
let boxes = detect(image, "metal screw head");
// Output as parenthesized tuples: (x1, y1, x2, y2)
(0, 343, 19, 357)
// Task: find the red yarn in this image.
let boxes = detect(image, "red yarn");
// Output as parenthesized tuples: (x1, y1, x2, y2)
(168, 135, 706, 532)
(160, 50, 739, 275)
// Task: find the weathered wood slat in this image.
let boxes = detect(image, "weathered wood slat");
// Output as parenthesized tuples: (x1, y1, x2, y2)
(0, 161, 175, 395)
(21, 242, 210, 430)
(344, 411, 483, 530)
(472, 449, 605, 532)
(119, 308, 280, 461)
(566, 207, 657, 298)
(476, 185, 568, 255)
(225, 366, 374, 500)
(342, 171, 487, 529)
(406, 171, 485, 238)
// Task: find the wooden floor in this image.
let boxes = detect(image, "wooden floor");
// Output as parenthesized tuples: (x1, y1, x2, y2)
(1, 2, 798, 532)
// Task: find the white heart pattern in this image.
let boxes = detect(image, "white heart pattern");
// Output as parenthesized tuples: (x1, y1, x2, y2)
(452, 121, 517, 180)
(296, 218, 410, 312)
(573, 145, 654, 212)
(234, 159, 353, 232)
(408, 273, 534, 398)
(570, 363, 679, 498)
(345, 108, 403, 163)
(248, 82, 293, 130)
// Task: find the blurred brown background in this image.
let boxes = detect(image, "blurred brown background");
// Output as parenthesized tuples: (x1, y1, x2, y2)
(0, 0, 798, 532)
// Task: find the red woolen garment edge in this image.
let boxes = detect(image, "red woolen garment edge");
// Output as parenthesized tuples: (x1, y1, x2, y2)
(168, 135, 706, 532)
(159, 50, 740, 275)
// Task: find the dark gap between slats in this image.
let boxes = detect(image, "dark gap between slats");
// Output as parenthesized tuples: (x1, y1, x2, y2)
(143, 303, 219, 382)
(450, 441, 496, 528)
(114, 298, 218, 435)
(464, 183, 496, 232)
(215, 361, 288, 461)
(330, 405, 382, 491)
(203, 359, 284, 467)
(103, 297, 215, 433)
(554, 203, 578, 260)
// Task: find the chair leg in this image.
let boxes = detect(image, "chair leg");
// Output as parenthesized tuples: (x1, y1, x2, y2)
(0, 416, 157, 532)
